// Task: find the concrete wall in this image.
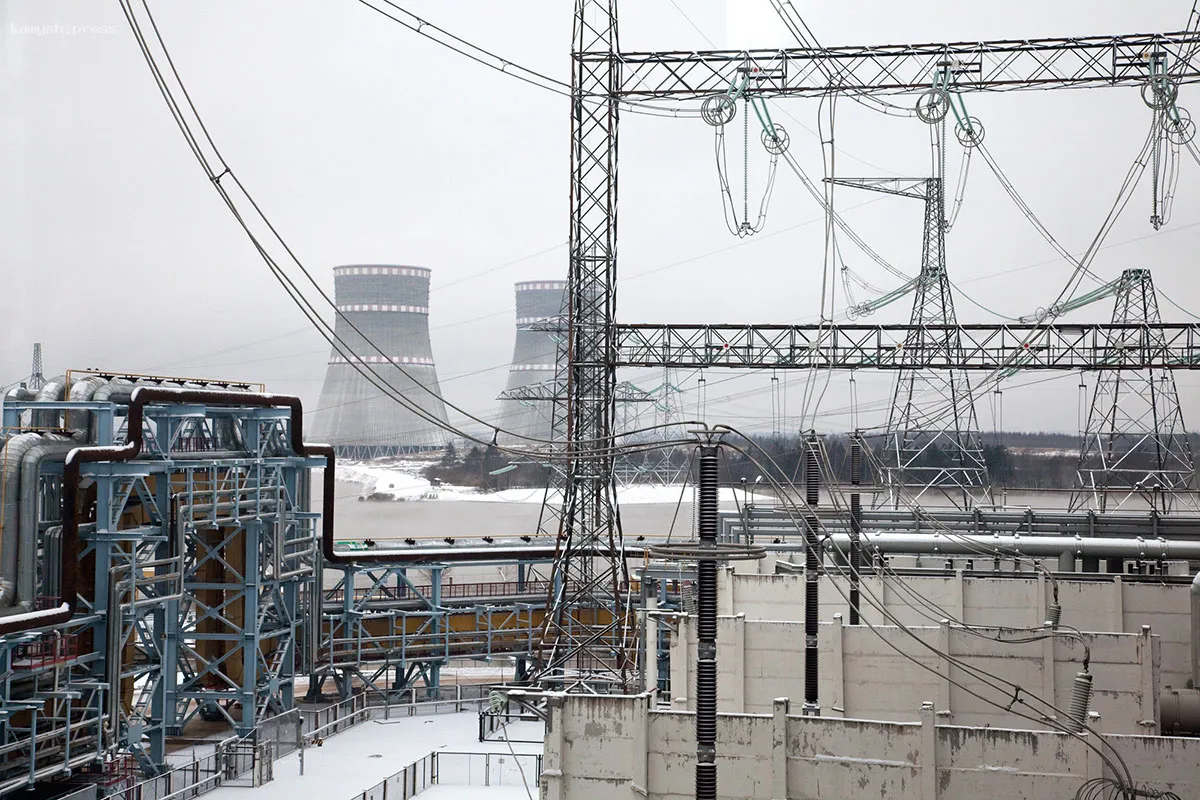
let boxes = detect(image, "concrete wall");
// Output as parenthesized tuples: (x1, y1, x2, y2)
(669, 616, 1160, 734)
(541, 692, 1200, 800)
(723, 569, 1194, 689)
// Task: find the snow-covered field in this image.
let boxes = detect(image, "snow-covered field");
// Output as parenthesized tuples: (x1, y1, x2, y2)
(338, 460, 751, 505)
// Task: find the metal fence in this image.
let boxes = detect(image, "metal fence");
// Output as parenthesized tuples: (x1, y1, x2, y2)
(113, 688, 496, 800)
(350, 751, 541, 800)
(352, 753, 436, 800)
(436, 751, 542, 789)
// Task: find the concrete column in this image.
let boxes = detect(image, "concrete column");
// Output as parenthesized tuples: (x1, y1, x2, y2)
(920, 702, 938, 800)
(541, 694, 565, 800)
(633, 694, 650, 797)
(730, 614, 746, 713)
(952, 570, 965, 622)
(1139, 625, 1157, 733)
(718, 566, 735, 616)
(1112, 576, 1124, 633)
(1042, 632, 1056, 711)
(646, 592, 659, 702)
(671, 616, 690, 708)
(1058, 550, 1077, 572)
(1035, 572, 1048, 629)
(937, 625, 952, 716)
(828, 614, 846, 717)
(772, 698, 790, 800)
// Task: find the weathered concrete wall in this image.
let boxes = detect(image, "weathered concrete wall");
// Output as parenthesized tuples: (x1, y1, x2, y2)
(670, 616, 1160, 734)
(541, 692, 1200, 800)
(723, 569, 1193, 689)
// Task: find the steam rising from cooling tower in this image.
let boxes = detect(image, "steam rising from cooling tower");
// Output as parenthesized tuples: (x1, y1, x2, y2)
(312, 265, 450, 457)
(495, 281, 567, 443)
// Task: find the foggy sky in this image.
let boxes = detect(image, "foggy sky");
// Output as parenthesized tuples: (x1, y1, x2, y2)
(3, 0, 1199, 439)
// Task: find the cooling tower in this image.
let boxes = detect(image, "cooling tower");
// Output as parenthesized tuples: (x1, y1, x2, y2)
(495, 280, 567, 443)
(311, 265, 450, 457)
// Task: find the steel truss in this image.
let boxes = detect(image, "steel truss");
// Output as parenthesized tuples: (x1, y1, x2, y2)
(545, 4, 1200, 682)
(831, 177, 989, 509)
(0, 394, 319, 789)
(612, 322, 1200, 369)
(313, 563, 549, 701)
(1071, 269, 1199, 513)
(613, 31, 1200, 99)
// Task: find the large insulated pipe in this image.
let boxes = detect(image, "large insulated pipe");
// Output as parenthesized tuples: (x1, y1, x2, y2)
(64, 376, 107, 438)
(3, 385, 34, 430)
(0, 387, 330, 636)
(694, 443, 719, 800)
(803, 433, 820, 715)
(849, 433, 862, 626)
(0, 433, 42, 608)
(1160, 572, 1200, 735)
(31, 375, 67, 428)
(1194, 571, 1200, 689)
(89, 379, 143, 443)
(15, 434, 82, 610)
(759, 532, 1200, 561)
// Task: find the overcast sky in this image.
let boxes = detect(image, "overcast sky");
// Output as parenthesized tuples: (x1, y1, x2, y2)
(2, 0, 1199, 438)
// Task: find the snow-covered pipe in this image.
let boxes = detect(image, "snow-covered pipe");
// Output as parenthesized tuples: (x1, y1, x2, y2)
(31, 374, 67, 428)
(14, 434, 80, 610)
(1193, 571, 1200, 688)
(0, 433, 42, 608)
(3, 385, 34, 432)
(65, 376, 106, 439)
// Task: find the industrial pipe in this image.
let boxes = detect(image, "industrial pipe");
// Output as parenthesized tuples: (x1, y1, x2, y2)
(31, 375, 67, 428)
(0, 433, 42, 608)
(760, 532, 1200, 561)
(1193, 571, 1200, 689)
(3, 385, 34, 430)
(0, 386, 319, 636)
(64, 375, 106, 436)
(14, 434, 81, 611)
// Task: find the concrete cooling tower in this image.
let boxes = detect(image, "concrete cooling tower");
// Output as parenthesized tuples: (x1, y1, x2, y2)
(495, 280, 567, 443)
(311, 265, 450, 457)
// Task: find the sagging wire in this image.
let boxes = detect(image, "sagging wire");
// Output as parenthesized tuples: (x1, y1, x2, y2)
(121, 0, 709, 465)
(705, 67, 788, 237)
(714, 429, 1136, 798)
(350, 0, 701, 120)
(713, 98, 780, 237)
(1076, 778, 1182, 800)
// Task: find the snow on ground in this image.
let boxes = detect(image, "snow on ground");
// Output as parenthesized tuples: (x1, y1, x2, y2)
(338, 460, 751, 505)
(203, 711, 541, 800)
(418, 787, 534, 798)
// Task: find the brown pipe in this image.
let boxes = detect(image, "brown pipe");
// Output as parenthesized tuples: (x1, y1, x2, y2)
(0, 385, 629, 636)
(0, 387, 310, 636)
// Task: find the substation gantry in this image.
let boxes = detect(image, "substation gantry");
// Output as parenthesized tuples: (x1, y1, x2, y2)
(538, 1, 1200, 688)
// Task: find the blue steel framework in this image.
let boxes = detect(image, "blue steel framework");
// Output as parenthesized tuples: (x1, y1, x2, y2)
(311, 561, 548, 701)
(0, 392, 320, 790)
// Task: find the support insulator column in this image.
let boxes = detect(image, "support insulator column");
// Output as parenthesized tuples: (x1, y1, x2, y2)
(803, 432, 820, 715)
(849, 433, 863, 626)
(695, 443, 720, 800)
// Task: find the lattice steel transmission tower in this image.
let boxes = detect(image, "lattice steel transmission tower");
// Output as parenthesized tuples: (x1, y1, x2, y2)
(538, 1, 1200, 687)
(535, 0, 632, 691)
(1070, 268, 1197, 513)
(28, 342, 44, 391)
(830, 176, 990, 509)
